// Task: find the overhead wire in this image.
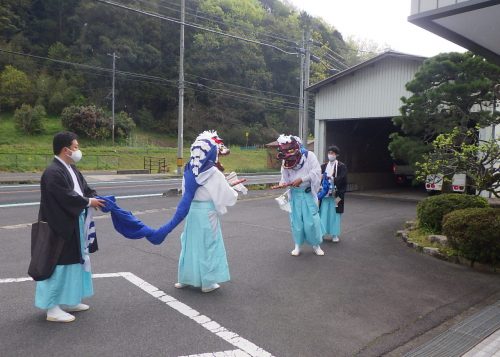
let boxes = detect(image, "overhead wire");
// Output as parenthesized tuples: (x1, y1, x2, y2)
(321, 52, 349, 70)
(0, 47, 298, 112)
(184, 82, 300, 111)
(185, 80, 298, 107)
(134, 0, 299, 47)
(313, 43, 349, 68)
(311, 53, 342, 73)
(185, 73, 299, 99)
(95, 0, 300, 55)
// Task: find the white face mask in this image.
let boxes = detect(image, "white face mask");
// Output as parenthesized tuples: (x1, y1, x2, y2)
(328, 154, 337, 162)
(67, 149, 82, 163)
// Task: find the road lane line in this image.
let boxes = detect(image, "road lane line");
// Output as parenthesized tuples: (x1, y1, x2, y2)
(0, 179, 180, 189)
(0, 193, 166, 208)
(0, 202, 40, 208)
(1, 223, 31, 230)
(0, 207, 176, 230)
(1, 272, 274, 356)
(0, 189, 40, 195)
(0, 194, 274, 228)
(0, 273, 121, 283)
(0, 277, 33, 283)
(0, 183, 172, 195)
(119, 272, 273, 357)
(179, 349, 249, 357)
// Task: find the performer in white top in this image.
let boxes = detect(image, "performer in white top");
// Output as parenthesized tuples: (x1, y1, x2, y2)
(149, 131, 244, 293)
(275, 135, 324, 256)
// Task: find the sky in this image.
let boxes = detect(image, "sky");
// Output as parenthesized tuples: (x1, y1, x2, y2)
(287, 0, 465, 58)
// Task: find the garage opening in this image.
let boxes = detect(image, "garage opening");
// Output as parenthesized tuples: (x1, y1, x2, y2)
(325, 117, 403, 190)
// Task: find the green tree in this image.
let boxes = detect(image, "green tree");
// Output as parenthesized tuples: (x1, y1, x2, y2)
(0, 1, 30, 38)
(390, 52, 500, 167)
(1, 0, 351, 138)
(416, 127, 500, 197)
(14, 103, 46, 135)
(0, 65, 32, 111)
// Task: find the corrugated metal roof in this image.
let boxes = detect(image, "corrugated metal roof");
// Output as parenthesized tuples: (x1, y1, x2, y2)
(307, 50, 427, 93)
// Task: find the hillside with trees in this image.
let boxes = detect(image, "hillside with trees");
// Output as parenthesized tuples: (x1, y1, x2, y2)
(0, 0, 365, 145)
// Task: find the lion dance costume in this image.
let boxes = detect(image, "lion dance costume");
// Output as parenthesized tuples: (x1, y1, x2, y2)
(100, 131, 242, 292)
(277, 135, 324, 256)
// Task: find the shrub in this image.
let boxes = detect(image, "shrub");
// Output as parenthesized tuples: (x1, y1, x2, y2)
(61, 105, 110, 140)
(136, 108, 156, 130)
(443, 208, 500, 266)
(114, 111, 136, 138)
(48, 91, 66, 115)
(14, 104, 46, 135)
(417, 193, 488, 233)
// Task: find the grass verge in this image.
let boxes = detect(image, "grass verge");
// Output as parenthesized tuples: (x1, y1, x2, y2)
(0, 113, 276, 173)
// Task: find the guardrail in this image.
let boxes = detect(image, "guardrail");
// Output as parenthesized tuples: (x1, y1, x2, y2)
(0, 153, 119, 171)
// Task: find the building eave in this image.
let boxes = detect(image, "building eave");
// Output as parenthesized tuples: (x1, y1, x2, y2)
(307, 51, 427, 93)
(408, 0, 500, 65)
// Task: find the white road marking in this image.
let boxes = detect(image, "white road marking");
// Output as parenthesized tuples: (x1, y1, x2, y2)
(0, 272, 274, 357)
(0, 207, 175, 230)
(1, 223, 31, 230)
(0, 194, 274, 230)
(0, 277, 33, 283)
(0, 193, 165, 208)
(0, 179, 177, 189)
(179, 349, 250, 357)
(0, 202, 40, 208)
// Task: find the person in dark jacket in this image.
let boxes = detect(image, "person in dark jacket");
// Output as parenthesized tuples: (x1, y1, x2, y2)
(35, 131, 104, 322)
(319, 145, 347, 243)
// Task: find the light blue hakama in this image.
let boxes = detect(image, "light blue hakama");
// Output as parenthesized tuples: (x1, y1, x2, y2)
(319, 196, 342, 236)
(178, 200, 230, 288)
(35, 211, 93, 309)
(289, 188, 323, 246)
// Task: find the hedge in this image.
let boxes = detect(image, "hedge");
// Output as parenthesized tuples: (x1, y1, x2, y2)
(443, 208, 500, 266)
(416, 193, 488, 233)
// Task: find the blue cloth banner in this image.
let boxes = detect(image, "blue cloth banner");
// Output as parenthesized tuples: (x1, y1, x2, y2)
(98, 163, 201, 245)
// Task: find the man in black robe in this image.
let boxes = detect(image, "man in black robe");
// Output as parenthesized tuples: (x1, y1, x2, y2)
(34, 131, 104, 322)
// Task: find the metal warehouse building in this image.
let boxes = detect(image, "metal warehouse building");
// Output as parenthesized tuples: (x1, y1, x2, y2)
(309, 51, 425, 190)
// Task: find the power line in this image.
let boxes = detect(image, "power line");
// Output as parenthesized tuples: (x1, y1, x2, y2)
(150, 0, 301, 46)
(0, 47, 182, 86)
(150, 0, 300, 46)
(185, 80, 298, 107)
(318, 51, 348, 70)
(322, 44, 349, 63)
(0, 48, 114, 74)
(185, 73, 299, 99)
(94, 0, 300, 56)
(313, 42, 349, 68)
(0, 47, 300, 112)
(311, 52, 342, 72)
(185, 82, 300, 111)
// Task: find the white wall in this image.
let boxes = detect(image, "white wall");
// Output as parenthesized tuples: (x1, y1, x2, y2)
(314, 57, 422, 121)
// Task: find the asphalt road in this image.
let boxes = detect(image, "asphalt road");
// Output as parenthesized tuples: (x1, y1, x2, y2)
(1, 191, 499, 357)
(0, 174, 281, 206)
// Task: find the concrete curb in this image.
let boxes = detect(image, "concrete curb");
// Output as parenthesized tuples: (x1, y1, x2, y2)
(396, 225, 498, 274)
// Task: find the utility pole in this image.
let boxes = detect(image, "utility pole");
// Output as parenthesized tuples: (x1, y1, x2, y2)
(107, 52, 119, 145)
(302, 29, 311, 145)
(298, 31, 305, 140)
(176, 0, 185, 174)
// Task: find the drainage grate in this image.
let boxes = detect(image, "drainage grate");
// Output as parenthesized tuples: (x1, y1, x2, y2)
(405, 301, 500, 357)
